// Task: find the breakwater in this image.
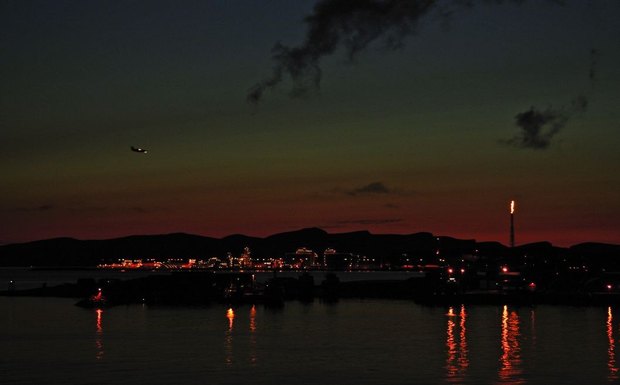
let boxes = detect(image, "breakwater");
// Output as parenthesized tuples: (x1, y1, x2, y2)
(4, 271, 620, 307)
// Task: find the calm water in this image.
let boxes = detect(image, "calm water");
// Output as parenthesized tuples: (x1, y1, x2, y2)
(2, 296, 619, 385)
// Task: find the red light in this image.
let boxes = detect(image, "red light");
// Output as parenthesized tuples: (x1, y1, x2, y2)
(502, 267, 508, 273)
(607, 284, 613, 290)
(93, 289, 103, 301)
(460, 268, 465, 274)
(448, 268, 454, 274)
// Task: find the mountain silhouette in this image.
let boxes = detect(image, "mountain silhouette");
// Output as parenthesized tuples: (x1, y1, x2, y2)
(0, 228, 618, 267)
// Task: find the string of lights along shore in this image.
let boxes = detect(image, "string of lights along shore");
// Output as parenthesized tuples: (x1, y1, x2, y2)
(510, 200, 516, 248)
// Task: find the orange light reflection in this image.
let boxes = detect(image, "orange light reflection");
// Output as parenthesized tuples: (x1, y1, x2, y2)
(96, 309, 103, 333)
(249, 305, 258, 366)
(608, 307, 619, 381)
(445, 305, 469, 383)
(227, 308, 235, 331)
(225, 308, 235, 366)
(446, 308, 457, 378)
(499, 305, 523, 384)
(250, 305, 257, 333)
(458, 305, 469, 372)
(95, 309, 104, 360)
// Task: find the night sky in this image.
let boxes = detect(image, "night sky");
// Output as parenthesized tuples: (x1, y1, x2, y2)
(2, 0, 619, 246)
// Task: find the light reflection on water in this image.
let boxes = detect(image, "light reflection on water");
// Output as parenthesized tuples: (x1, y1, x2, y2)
(608, 307, 619, 381)
(225, 308, 235, 366)
(445, 305, 469, 383)
(250, 305, 258, 366)
(2, 297, 620, 385)
(498, 305, 523, 385)
(95, 308, 104, 360)
(224, 306, 259, 368)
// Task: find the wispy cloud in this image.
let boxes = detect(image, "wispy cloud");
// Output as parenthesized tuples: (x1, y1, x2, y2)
(322, 217, 403, 229)
(248, 0, 564, 104)
(5, 205, 150, 214)
(248, 0, 437, 103)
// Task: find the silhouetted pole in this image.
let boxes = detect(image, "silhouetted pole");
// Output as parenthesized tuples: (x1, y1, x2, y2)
(510, 200, 515, 248)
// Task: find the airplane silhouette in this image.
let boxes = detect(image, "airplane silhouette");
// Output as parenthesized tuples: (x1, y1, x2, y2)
(131, 146, 148, 154)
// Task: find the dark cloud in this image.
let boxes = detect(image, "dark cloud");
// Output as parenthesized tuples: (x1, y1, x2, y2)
(248, 0, 437, 103)
(503, 95, 588, 150)
(503, 45, 595, 150)
(348, 181, 391, 196)
(328, 182, 417, 196)
(507, 107, 567, 150)
(10, 204, 55, 212)
(248, 0, 563, 104)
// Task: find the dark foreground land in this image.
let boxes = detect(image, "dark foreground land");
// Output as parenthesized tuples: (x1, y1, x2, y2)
(3, 271, 620, 308)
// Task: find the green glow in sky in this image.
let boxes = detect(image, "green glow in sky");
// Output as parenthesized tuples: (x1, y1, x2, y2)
(1, 1, 619, 246)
